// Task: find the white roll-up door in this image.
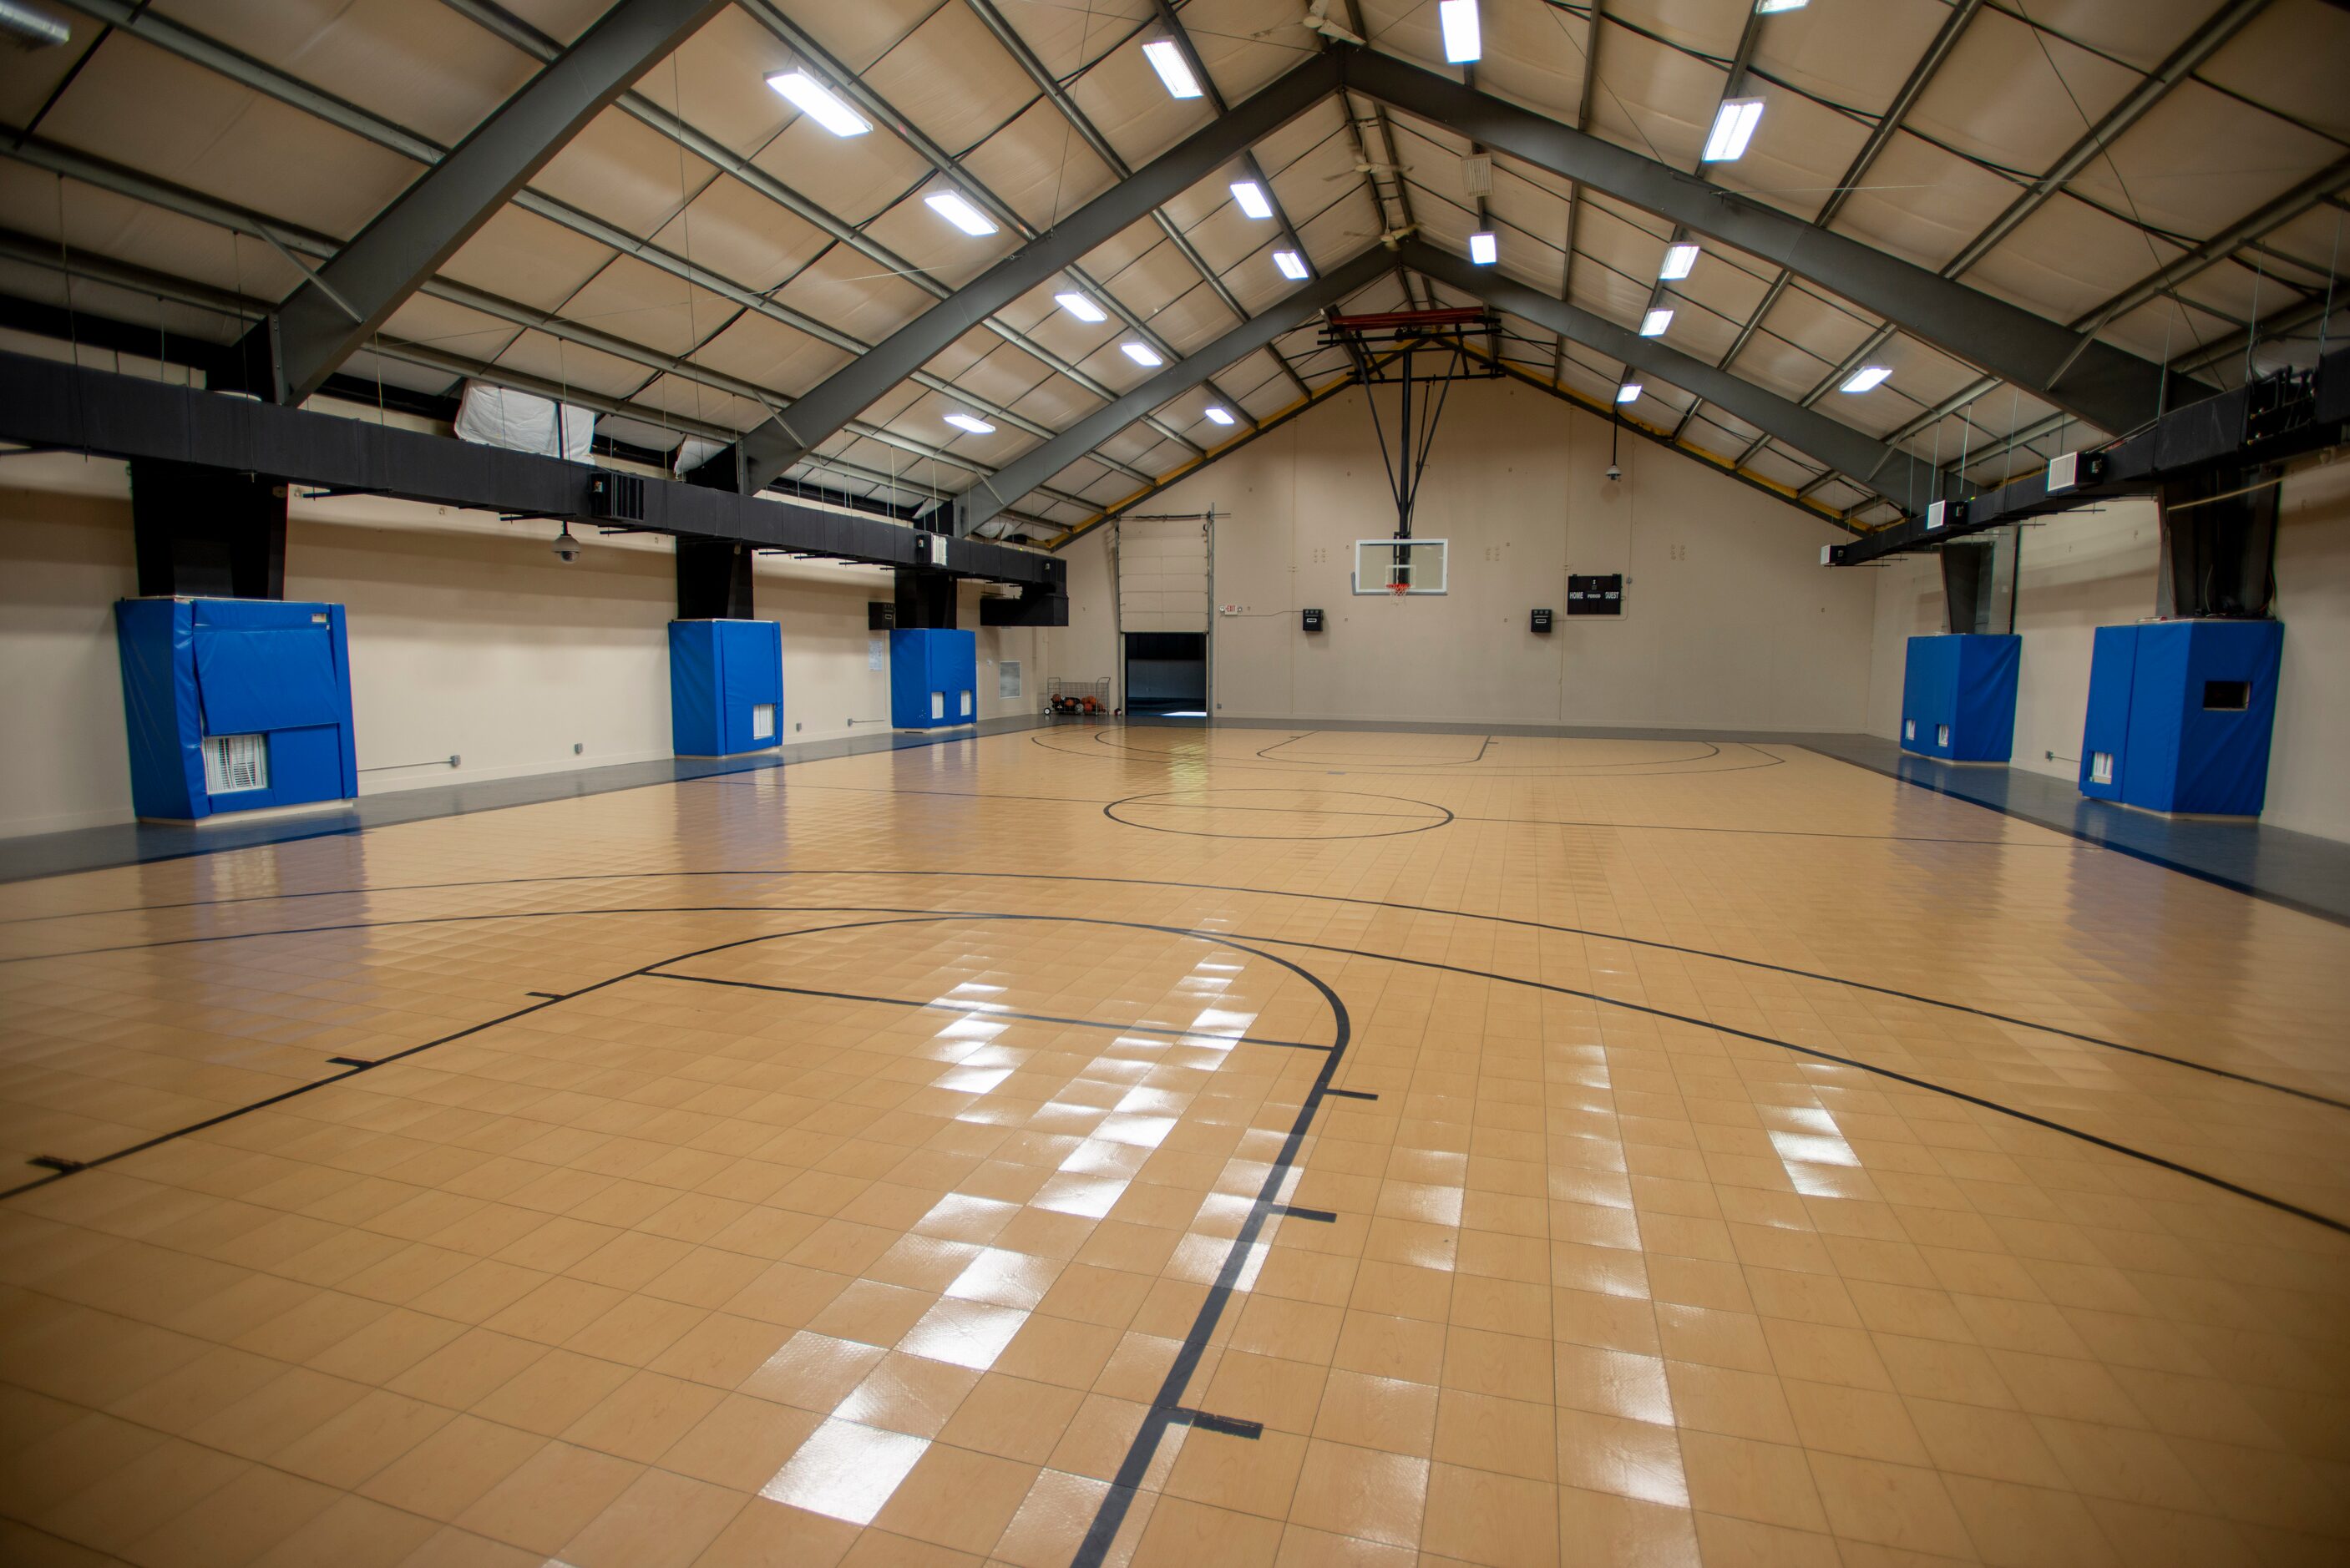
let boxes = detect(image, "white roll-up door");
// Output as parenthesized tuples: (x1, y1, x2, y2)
(1117, 519, 1208, 634)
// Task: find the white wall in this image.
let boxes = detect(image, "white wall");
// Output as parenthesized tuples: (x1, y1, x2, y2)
(1864, 458, 2350, 843)
(1044, 377, 1878, 731)
(0, 453, 1046, 837)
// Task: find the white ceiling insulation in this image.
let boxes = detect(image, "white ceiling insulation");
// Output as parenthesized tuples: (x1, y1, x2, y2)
(0, 0, 2342, 539)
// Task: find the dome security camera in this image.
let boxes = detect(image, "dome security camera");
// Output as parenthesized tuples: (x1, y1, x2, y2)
(1605, 463, 1623, 483)
(551, 522, 582, 563)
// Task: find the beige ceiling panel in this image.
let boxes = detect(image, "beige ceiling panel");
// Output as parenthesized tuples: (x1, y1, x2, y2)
(770, 245, 940, 346)
(335, 345, 465, 399)
(771, 0, 951, 74)
(2098, 296, 2241, 376)
(884, 386, 1025, 465)
(1744, 446, 1818, 489)
(2201, 0, 2350, 142)
(0, 258, 241, 346)
(2251, 207, 2350, 284)
(1710, 89, 1874, 226)
(630, 371, 769, 435)
(858, 195, 1016, 292)
(863, 3, 1041, 162)
(1138, 281, 1241, 359)
(692, 310, 852, 400)
(438, 207, 615, 314)
(2074, 82, 2342, 243)
(151, 0, 536, 149)
(1749, 0, 1955, 119)
(1091, 240, 1208, 325)
(958, 99, 1119, 235)
(491, 326, 654, 400)
(742, 100, 936, 231)
(556, 255, 737, 358)
(1066, 35, 1222, 174)
(948, 340, 1062, 412)
(1665, 246, 1773, 329)
(627, 7, 795, 160)
(38, 33, 420, 240)
(1171, 0, 1314, 103)
(1907, 9, 2139, 175)
(7, 164, 303, 305)
(1007, 377, 1107, 432)
(494, 0, 612, 48)
(1963, 198, 2185, 324)
(643, 175, 831, 296)
(1576, 27, 1736, 175)
(1829, 135, 2020, 273)
(529, 104, 716, 240)
(2000, 0, 2224, 72)
(0, 29, 90, 125)
(999, 291, 1125, 376)
(377, 293, 524, 367)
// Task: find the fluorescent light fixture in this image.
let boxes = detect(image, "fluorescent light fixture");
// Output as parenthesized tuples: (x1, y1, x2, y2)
(1702, 97, 1765, 162)
(1659, 242, 1699, 281)
(1274, 250, 1309, 281)
(943, 413, 995, 435)
(765, 71, 869, 138)
(924, 190, 997, 236)
(1437, 0, 1481, 63)
(1141, 38, 1202, 99)
(1122, 342, 1164, 367)
(1616, 382, 1643, 403)
(1640, 308, 1674, 337)
(1054, 291, 1107, 323)
(1203, 406, 1235, 426)
(1757, 0, 1809, 13)
(1230, 181, 1273, 220)
(1467, 231, 1498, 266)
(1840, 364, 1892, 393)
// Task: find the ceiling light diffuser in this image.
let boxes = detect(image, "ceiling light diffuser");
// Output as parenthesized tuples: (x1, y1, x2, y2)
(1757, 0, 1809, 13)
(1659, 242, 1699, 281)
(1274, 250, 1309, 281)
(1437, 0, 1481, 63)
(1055, 291, 1107, 322)
(1468, 231, 1498, 265)
(1703, 98, 1765, 162)
(1230, 181, 1273, 220)
(944, 413, 995, 434)
(924, 190, 997, 236)
(1122, 342, 1164, 367)
(1640, 308, 1673, 337)
(1203, 406, 1235, 426)
(1840, 365, 1892, 393)
(1142, 38, 1202, 99)
(1616, 382, 1643, 403)
(766, 71, 869, 138)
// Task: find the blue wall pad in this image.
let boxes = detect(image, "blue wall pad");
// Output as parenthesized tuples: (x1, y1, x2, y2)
(115, 598, 358, 821)
(2079, 619, 2284, 816)
(1899, 634, 2021, 762)
(889, 628, 978, 730)
(669, 619, 783, 757)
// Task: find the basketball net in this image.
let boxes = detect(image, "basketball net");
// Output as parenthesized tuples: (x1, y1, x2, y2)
(1386, 579, 1410, 597)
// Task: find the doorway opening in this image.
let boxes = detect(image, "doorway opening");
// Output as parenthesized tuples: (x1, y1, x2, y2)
(1124, 631, 1206, 717)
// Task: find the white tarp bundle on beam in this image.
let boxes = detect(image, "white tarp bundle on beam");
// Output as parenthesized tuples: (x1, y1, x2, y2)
(453, 382, 597, 463)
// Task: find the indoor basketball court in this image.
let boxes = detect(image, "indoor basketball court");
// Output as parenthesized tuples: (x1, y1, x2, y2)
(3, 2, 2348, 1565)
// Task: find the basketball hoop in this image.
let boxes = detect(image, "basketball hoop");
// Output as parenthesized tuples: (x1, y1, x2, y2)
(1386, 579, 1410, 598)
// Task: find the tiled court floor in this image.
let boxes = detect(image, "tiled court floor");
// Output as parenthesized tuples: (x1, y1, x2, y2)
(1, 727, 2346, 1565)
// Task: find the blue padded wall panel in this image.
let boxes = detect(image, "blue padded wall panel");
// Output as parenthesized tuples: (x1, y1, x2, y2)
(669, 620, 782, 757)
(1900, 635, 2018, 761)
(889, 629, 977, 729)
(2078, 625, 2138, 801)
(116, 597, 357, 820)
(2123, 625, 2190, 812)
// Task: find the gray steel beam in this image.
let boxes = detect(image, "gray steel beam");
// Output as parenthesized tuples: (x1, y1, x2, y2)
(0, 349, 1060, 582)
(718, 50, 1342, 493)
(1552, 0, 1605, 383)
(956, 246, 1392, 534)
(1339, 43, 2193, 435)
(247, 0, 727, 406)
(1400, 240, 1926, 505)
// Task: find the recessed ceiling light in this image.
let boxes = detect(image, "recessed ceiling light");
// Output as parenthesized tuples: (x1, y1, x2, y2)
(1841, 365, 1892, 393)
(924, 190, 997, 236)
(944, 413, 995, 434)
(1756, 0, 1809, 13)
(1437, 0, 1481, 63)
(1703, 98, 1765, 162)
(1274, 250, 1309, 281)
(1142, 38, 1202, 99)
(1203, 406, 1235, 426)
(1055, 291, 1107, 323)
(1230, 180, 1273, 220)
(1659, 242, 1699, 281)
(1617, 382, 1643, 403)
(1640, 308, 1673, 337)
(1468, 231, 1498, 266)
(1122, 342, 1164, 367)
(766, 71, 869, 138)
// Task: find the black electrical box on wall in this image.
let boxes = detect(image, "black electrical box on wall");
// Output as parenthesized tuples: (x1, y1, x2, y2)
(867, 601, 894, 630)
(1302, 608, 1324, 632)
(1530, 608, 1554, 633)
(1567, 574, 1623, 615)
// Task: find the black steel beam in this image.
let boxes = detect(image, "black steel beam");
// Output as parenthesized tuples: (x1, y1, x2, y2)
(1340, 44, 2199, 436)
(1828, 346, 2349, 565)
(246, 0, 727, 406)
(0, 351, 1056, 584)
(711, 50, 1344, 494)
(1401, 241, 1931, 507)
(955, 247, 1393, 534)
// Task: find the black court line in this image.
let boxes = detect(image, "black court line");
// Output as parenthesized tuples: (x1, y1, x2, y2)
(1255, 731, 1495, 766)
(1326, 1088, 1380, 1100)
(1270, 1203, 1340, 1222)
(1103, 789, 1454, 840)
(641, 970, 1335, 1052)
(1032, 729, 1789, 778)
(1163, 1408, 1264, 1439)
(6, 868, 2339, 1113)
